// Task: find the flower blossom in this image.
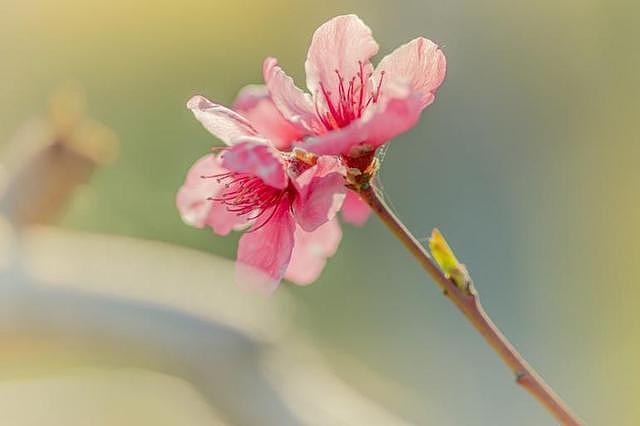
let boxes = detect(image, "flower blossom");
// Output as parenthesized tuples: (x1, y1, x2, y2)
(233, 85, 372, 225)
(178, 95, 346, 294)
(178, 14, 446, 293)
(263, 14, 446, 172)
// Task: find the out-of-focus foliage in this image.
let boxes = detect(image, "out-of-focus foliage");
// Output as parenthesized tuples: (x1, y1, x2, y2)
(0, 86, 117, 225)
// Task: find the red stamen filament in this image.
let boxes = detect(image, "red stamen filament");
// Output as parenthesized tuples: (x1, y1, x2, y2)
(207, 172, 290, 232)
(315, 61, 384, 131)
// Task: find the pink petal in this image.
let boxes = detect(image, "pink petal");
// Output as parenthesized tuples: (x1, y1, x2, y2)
(176, 154, 247, 235)
(285, 219, 342, 285)
(359, 94, 424, 147)
(292, 156, 346, 232)
(305, 15, 379, 98)
(341, 191, 371, 226)
(221, 139, 288, 189)
(263, 58, 321, 134)
(295, 93, 423, 156)
(236, 201, 295, 294)
(232, 84, 271, 112)
(373, 37, 447, 109)
(232, 84, 304, 151)
(187, 95, 258, 145)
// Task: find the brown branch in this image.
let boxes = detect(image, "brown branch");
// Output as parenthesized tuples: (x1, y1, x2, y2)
(357, 184, 582, 425)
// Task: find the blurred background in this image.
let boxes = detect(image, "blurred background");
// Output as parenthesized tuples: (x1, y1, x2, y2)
(1, 0, 638, 424)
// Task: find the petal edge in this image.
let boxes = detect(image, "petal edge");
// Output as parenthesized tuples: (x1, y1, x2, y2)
(187, 95, 258, 145)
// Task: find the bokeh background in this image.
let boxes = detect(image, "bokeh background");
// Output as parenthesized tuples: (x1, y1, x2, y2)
(1, 0, 639, 424)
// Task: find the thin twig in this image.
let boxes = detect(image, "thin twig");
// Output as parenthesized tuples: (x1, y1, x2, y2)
(357, 184, 582, 425)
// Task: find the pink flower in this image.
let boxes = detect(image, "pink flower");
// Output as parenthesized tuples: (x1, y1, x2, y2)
(178, 15, 445, 292)
(232, 84, 372, 226)
(262, 14, 446, 168)
(177, 95, 346, 294)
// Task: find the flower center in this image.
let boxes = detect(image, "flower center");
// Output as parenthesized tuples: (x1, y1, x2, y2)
(315, 61, 384, 131)
(208, 171, 291, 230)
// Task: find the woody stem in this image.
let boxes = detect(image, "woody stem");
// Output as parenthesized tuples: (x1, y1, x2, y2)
(356, 183, 582, 425)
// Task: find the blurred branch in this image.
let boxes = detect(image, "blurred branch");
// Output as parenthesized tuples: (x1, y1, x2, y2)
(3, 225, 415, 425)
(0, 85, 118, 227)
(357, 184, 583, 425)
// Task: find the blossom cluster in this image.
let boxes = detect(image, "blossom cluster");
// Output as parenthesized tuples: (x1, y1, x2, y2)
(177, 15, 446, 293)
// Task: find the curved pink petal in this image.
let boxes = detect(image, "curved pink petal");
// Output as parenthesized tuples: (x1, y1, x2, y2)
(305, 15, 379, 98)
(187, 95, 258, 145)
(236, 201, 295, 294)
(232, 84, 270, 112)
(221, 138, 288, 189)
(296, 92, 423, 156)
(373, 37, 447, 109)
(292, 156, 346, 232)
(341, 191, 371, 226)
(232, 84, 304, 151)
(285, 219, 342, 285)
(359, 94, 424, 147)
(263, 58, 321, 134)
(176, 154, 247, 235)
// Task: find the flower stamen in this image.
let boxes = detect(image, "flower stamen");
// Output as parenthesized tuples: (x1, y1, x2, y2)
(207, 171, 290, 231)
(315, 63, 384, 131)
